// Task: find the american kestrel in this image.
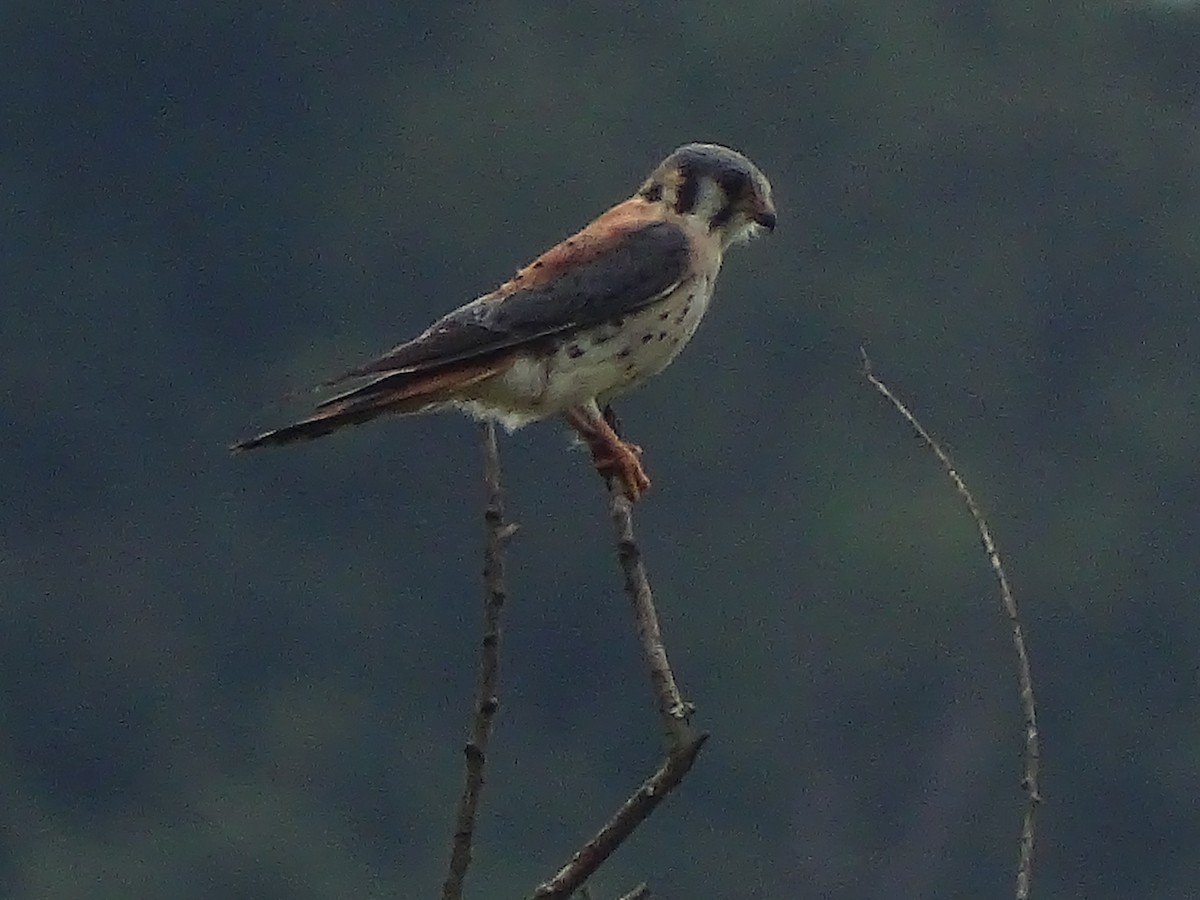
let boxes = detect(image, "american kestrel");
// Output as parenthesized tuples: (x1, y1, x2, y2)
(233, 143, 775, 500)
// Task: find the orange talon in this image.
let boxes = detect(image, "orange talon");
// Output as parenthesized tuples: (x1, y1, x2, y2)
(593, 439, 651, 500)
(563, 404, 652, 501)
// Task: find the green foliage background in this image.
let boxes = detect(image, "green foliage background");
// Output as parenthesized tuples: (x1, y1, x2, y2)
(4, 2, 1199, 897)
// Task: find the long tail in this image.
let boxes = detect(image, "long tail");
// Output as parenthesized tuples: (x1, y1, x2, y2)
(231, 357, 508, 451)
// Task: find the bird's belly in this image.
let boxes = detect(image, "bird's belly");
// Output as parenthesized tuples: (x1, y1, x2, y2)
(460, 281, 711, 428)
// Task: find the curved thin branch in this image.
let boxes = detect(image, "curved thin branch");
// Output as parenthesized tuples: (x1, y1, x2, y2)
(441, 421, 516, 900)
(860, 349, 1041, 900)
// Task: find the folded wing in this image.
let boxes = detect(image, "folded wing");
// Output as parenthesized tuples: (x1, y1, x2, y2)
(233, 218, 692, 449)
(326, 219, 691, 388)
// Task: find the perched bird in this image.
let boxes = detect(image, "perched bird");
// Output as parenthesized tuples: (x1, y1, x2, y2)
(233, 143, 775, 500)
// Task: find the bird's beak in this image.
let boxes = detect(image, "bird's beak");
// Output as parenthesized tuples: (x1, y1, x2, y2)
(753, 204, 777, 232)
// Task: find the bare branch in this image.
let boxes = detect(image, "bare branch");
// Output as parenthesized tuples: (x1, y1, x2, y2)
(528, 445, 707, 899)
(860, 350, 1041, 900)
(529, 736, 706, 900)
(609, 491, 698, 750)
(441, 421, 515, 900)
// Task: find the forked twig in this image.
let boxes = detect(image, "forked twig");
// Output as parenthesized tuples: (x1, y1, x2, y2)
(529, 464, 706, 899)
(441, 421, 516, 900)
(860, 350, 1041, 900)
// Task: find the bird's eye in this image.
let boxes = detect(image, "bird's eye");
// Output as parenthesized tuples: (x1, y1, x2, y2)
(719, 170, 749, 199)
(674, 169, 700, 214)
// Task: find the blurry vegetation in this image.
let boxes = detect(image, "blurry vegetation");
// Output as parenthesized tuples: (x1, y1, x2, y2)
(3, 1, 1200, 897)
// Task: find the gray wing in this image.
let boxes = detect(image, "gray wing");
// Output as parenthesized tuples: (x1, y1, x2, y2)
(326, 220, 692, 387)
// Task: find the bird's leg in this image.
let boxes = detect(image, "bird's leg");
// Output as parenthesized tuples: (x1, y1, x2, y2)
(601, 403, 623, 437)
(564, 402, 651, 501)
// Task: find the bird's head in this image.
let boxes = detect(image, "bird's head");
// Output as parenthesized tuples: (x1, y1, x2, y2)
(638, 143, 776, 249)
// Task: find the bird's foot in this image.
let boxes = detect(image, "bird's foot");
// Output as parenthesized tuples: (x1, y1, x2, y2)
(592, 438, 651, 501)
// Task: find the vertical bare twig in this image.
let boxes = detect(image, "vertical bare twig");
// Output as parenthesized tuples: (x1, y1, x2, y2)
(860, 350, 1041, 900)
(609, 492, 698, 749)
(441, 421, 515, 900)
(530, 469, 707, 900)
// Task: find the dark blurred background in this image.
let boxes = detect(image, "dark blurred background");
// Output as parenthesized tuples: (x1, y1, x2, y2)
(3, 2, 1199, 897)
